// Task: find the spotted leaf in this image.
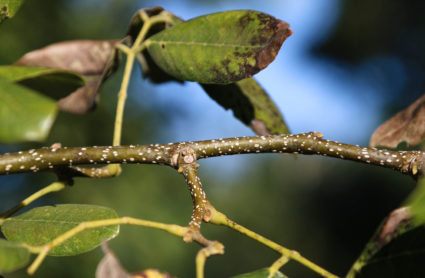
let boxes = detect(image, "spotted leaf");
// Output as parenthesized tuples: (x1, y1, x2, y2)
(145, 10, 292, 84)
(0, 0, 25, 23)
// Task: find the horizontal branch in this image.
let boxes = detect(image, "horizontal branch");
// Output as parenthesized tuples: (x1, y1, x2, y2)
(0, 132, 423, 177)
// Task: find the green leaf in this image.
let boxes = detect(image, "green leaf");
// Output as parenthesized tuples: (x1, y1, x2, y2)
(146, 10, 292, 84)
(201, 78, 289, 135)
(0, 65, 85, 100)
(346, 177, 425, 278)
(0, 0, 25, 23)
(2, 204, 119, 256)
(231, 268, 288, 278)
(0, 78, 57, 143)
(0, 239, 30, 274)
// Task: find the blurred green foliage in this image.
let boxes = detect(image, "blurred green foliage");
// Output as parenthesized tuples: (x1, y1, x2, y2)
(0, 1, 419, 277)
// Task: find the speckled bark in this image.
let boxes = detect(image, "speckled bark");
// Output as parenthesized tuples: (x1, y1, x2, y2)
(0, 132, 423, 177)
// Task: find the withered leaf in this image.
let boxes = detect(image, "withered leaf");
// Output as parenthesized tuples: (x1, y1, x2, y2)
(14, 40, 122, 114)
(96, 243, 175, 278)
(96, 243, 131, 278)
(370, 94, 425, 148)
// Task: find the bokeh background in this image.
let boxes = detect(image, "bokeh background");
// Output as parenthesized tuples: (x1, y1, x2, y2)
(1, 0, 424, 277)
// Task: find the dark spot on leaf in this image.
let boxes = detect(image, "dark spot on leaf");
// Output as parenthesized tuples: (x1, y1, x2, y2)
(161, 43, 165, 49)
(254, 21, 292, 70)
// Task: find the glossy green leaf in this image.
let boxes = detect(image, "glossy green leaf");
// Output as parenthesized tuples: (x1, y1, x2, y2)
(231, 268, 287, 278)
(0, 65, 85, 100)
(0, 239, 30, 274)
(202, 78, 289, 135)
(0, 78, 57, 143)
(2, 204, 119, 256)
(347, 177, 425, 278)
(146, 10, 292, 84)
(0, 0, 25, 23)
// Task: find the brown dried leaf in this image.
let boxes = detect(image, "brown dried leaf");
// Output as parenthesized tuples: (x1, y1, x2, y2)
(370, 94, 425, 148)
(96, 243, 174, 278)
(14, 40, 122, 114)
(96, 243, 132, 278)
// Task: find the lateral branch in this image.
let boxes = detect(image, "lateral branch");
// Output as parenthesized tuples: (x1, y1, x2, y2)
(0, 132, 423, 177)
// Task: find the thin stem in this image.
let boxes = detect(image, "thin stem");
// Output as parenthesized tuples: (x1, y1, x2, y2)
(0, 182, 66, 223)
(27, 216, 188, 275)
(196, 241, 225, 278)
(268, 256, 289, 278)
(113, 52, 135, 146)
(208, 207, 339, 278)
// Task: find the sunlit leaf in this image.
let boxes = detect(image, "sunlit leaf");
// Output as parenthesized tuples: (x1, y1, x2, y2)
(202, 78, 289, 135)
(2, 204, 119, 256)
(0, 239, 30, 274)
(146, 10, 292, 84)
(0, 0, 25, 23)
(0, 65, 85, 99)
(14, 40, 122, 114)
(370, 94, 425, 148)
(127, 6, 184, 84)
(231, 268, 287, 278)
(0, 78, 57, 143)
(347, 178, 425, 277)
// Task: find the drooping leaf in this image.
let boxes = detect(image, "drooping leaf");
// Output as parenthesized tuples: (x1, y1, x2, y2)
(127, 6, 184, 84)
(2, 204, 119, 256)
(347, 177, 425, 278)
(0, 78, 57, 143)
(145, 10, 292, 84)
(0, 65, 85, 99)
(96, 243, 174, 278)
(0, 0, 25, 23)
(14, 40, 122, 114)
(231, 268, 288, 278)
(0, 239, 30, 274)
(201, 77, 289, 135)
(370, 94, 425, 148)
(96, 243, 131, 278)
